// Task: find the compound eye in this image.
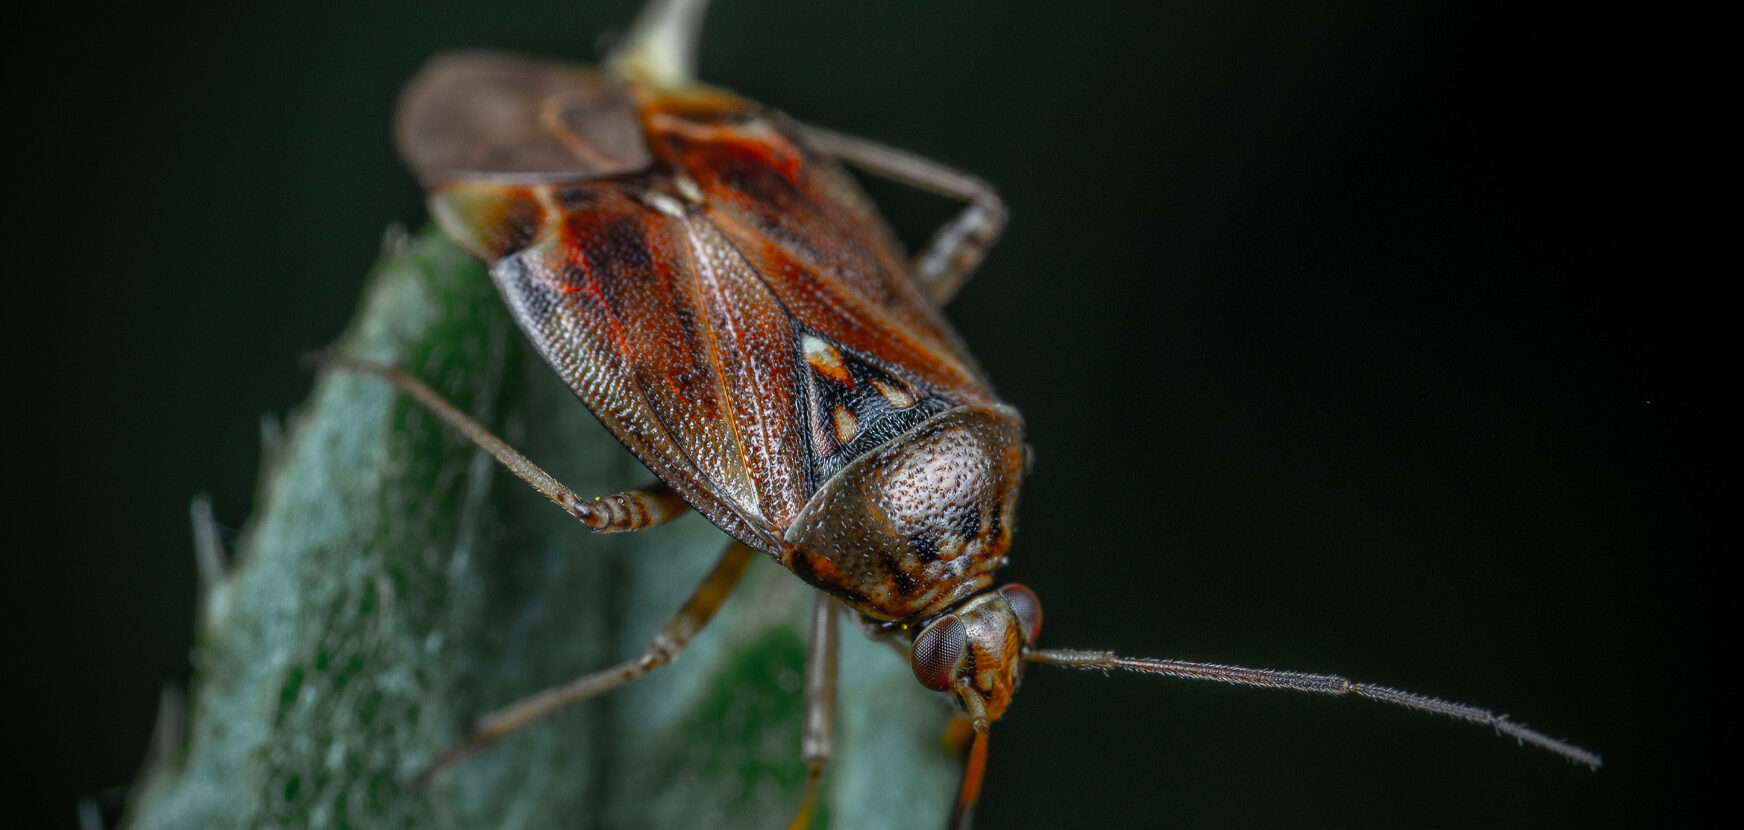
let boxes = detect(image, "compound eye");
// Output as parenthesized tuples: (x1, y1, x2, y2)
(999, 584, 1043, 644)
(911, 615, 967, 691)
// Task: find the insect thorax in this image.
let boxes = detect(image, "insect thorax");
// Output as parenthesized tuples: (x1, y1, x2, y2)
(782, 405, 1025, 623)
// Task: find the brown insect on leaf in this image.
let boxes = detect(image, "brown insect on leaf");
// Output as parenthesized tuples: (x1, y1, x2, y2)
(326, 0, 1606, 827)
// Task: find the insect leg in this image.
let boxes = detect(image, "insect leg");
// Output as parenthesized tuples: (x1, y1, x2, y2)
(412, 540, 758, 787)
(568, 482, 690, 532)
(318, 352, 690, 530)
(788, 594, 840, 830)
(798, 124, 1007, 305)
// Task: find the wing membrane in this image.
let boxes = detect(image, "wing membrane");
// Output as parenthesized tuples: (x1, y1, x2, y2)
(398, 51, 651, 186)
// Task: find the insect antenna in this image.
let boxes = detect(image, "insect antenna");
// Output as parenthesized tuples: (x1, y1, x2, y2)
(1025, 648, 1602, 769)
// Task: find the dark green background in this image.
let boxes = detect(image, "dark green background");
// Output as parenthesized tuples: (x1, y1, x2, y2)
(23, 1, 1714, 827)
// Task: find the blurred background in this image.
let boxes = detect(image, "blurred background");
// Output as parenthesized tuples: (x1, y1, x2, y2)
(20, 0, 1715, 827)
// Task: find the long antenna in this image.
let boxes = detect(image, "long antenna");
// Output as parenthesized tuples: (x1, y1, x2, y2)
(1027, 649, 1602, 769)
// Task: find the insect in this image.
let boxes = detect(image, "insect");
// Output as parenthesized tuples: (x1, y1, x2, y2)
(329, 0, 1601, 826)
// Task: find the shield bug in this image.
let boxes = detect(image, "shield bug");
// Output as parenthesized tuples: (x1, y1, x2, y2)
(328, 0, 1602, 826)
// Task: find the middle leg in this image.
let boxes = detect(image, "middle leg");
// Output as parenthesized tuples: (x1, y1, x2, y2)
(412, 540, 758, 786)
(787, 594, 841, 830)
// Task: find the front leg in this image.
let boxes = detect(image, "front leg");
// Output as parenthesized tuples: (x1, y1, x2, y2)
(788, 594, 840, 830)
(412, 540, 759, 786)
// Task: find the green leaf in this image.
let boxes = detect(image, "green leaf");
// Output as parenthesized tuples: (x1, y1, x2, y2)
(125, 227, 959, 829)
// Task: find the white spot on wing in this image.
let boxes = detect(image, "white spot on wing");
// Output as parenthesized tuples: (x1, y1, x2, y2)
(803, 335, 852, 385)
(871, 378, 917, 409)
(641, 189, 687, 218)
(832, 405, 859, 443)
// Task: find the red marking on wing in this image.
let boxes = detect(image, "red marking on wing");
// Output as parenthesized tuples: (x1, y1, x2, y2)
(424, 81, 1004, 547)
(457, 182, 762, 544)
(674, 212, 809, 525)
(643, 94, 998, 410)
(443, 176, 813, 539)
